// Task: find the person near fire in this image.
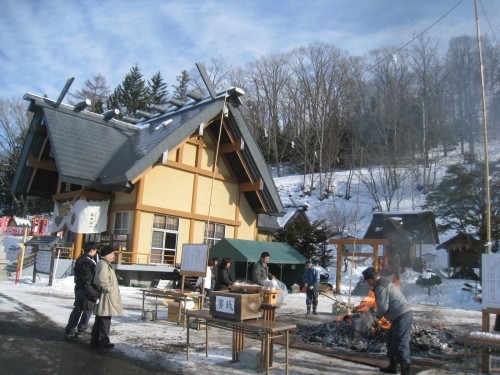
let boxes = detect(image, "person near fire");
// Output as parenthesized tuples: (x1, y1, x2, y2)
(302, 259, 320, 315)
(362, 266, 413, 375)
(252, 251, 275, 286)
(64, 242, 100, 338)
(90, 245, 123, 348)
(213, 257, 234, 291)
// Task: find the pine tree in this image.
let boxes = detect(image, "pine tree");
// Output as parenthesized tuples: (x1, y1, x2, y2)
(427, 161, 500, 252)
(115, 65, 149, 116)
(147, 71, 169, 106)
(172, 70, 190, 101)
(274, 217, 334, 267)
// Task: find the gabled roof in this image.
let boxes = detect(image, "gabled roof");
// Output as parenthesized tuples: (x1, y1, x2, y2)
(210, 238, 306, 264)
(258, 214, 281, 233)
(12, 88, 284, 215)
(363, 210, 439, 245)
(436, 232, 480, 251)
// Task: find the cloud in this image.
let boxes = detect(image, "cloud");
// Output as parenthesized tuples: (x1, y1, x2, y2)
(0, 0, 498, 99)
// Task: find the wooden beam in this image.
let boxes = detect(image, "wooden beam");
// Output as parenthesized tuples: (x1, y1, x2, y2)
(53, 189, 112, 201)
(27, 155, 57, 171)
(329, 238, 388, 245)
(219, 139, 244, 153)
(239, 180, 263, 192)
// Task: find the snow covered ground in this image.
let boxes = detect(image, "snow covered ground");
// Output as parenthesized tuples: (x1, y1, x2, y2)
(0, 259, 486, 374)
(2, 142, 498, 373)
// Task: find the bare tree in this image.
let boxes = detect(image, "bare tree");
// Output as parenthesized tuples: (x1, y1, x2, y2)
(190, 58, 234, 94)
(0, 98, 30, 215)
(69, 74, 111, 114)
(445, 36, 482, 155)
(245, 52, 293, 177)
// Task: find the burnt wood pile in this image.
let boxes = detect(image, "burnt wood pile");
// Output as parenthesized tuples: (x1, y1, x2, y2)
(298, 312, 463, 358)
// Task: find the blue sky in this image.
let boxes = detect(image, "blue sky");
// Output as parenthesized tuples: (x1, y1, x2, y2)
(0, 0, 498, 100)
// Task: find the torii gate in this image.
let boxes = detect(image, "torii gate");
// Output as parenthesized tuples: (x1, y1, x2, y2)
(329, 238, 389, 294)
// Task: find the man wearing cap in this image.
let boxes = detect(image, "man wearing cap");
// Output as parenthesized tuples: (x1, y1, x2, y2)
(90, 245, 123, 349)
(303, 259, 320, 315)
(362, 267, 413, 375)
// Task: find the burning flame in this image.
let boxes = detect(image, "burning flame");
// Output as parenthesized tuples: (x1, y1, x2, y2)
(353, 290, 391, 331)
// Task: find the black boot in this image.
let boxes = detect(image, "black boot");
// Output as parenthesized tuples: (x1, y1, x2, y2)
(313, 307, 318, 315)
(379, 360, 397, 374)
(400, 363, 410, 375)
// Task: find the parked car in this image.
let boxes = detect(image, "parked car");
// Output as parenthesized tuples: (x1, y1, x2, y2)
(314, 265, 329, 282)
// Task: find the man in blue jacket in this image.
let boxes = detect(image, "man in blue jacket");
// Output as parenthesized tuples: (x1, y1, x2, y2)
(302, 259, 320, 315)
(362, 267, 413, 375)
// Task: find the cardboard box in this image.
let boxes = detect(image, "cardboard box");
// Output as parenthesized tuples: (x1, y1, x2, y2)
(209, 291, 262, 321)
(167, 299, 199, 324)
(167, 301, 183, 324)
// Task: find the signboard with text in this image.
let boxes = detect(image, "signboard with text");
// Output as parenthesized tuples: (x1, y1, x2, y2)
(482, 254, 500, 309)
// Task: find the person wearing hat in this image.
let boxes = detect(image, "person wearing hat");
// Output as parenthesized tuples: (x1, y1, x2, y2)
(362, 267, 413, 375)
(302, 259, 320, 315)
(64, 242, 100, 338)
(90, 245, 123, 349)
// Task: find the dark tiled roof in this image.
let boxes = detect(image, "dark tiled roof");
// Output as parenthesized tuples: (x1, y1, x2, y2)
(12, 89, 284, 215)
(363, 210, 439, 245)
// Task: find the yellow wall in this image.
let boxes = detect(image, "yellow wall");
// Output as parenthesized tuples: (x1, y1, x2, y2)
(196, 176, 237, 219)
(142, 166, 194, 212)
(114, 189, 137, 206)
(109, 132, 259, 266)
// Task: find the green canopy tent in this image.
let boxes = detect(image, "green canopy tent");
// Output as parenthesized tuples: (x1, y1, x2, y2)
(210, 238, 307, 287)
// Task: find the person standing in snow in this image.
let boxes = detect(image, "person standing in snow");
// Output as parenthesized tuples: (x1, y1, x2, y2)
(64, 242, 100, 338)
(252, 251, 275, 286)
(302, 259, 320, 315)
(362, 267, 413, 375)
(90, 245, 123, 348)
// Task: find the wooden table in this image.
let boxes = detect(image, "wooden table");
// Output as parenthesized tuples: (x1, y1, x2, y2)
(140, 288, 203, 325)
(185, 309, 296, 374)
(463, 307, 500, 374)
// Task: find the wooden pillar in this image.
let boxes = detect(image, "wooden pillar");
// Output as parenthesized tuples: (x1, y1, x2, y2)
(73, 233, 83, 259)
(373, 245, 379, 271)
(131, 177, 144, 264)
(336, 244, 343, 294)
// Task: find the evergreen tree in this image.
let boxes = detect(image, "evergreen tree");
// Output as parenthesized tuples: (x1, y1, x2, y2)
(114, 65, 149, 116)
(172, 70, 190, 101)
(427, 160, 500, 252)
(147, 71, 169, 106)
(70, 74, 110, 113)
(274, 217, 334, 267)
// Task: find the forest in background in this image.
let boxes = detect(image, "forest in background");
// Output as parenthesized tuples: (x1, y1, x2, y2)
(0, 34, 499, 249)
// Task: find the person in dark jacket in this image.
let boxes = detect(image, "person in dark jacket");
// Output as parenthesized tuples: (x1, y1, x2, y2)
(362, 267, 413, 375)
(303, 259, 320, 315)
(252, 251, 275, 286)
(213, 257, 234, 291)
(64, 242, 100, 338)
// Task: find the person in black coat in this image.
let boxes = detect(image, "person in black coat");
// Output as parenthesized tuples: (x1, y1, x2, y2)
(64, 242, 100, 338)
(213, 257, 234, 291)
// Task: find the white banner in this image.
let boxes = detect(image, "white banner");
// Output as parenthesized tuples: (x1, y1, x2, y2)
(51, 199, 109, 234)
